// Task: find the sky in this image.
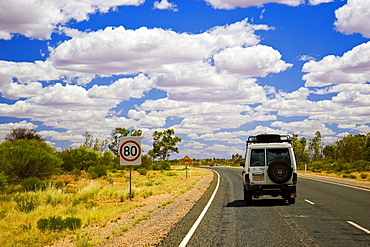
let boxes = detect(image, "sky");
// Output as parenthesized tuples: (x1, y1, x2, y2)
(0, 0, 370, 159)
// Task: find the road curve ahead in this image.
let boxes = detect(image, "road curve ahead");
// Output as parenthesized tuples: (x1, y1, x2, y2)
(160, 167, 370, 247)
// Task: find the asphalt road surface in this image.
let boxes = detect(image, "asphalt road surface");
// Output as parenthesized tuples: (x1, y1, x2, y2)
(160, 167, 370, 247)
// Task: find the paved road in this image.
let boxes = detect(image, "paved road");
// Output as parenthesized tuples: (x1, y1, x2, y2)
(160, 167, 370, 247)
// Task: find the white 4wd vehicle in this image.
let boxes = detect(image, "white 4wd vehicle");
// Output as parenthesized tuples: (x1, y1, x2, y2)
(241, 134, 297, 205)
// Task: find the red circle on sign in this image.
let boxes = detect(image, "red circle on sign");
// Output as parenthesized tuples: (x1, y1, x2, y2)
(120, 140, 141, 162)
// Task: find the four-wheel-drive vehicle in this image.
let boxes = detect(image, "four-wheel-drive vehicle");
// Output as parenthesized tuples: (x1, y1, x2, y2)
(240, 134, 297, 205)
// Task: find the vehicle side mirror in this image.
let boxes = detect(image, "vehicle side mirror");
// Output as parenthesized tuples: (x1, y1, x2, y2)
(240, 162, 245, 167)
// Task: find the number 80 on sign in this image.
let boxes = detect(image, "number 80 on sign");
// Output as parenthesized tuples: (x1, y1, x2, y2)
(119, 137, 142, 166)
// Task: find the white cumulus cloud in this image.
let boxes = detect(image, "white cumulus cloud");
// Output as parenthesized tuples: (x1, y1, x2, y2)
(302, 41, 370, 87)
(0, 0, 145, 40)
(204, 0, 303, 9)
(214, 45, 292, 77)
(153, 0, 178, 11)
(334, 0, 370, 38)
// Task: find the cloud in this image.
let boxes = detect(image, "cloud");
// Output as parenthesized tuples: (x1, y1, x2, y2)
(271, 119, 335, 136)
(0, 81, 44, 100)
(49, 19, 269, 74)
(337, 124, 356, 129)
(154, 62, 268, 103)
(153, 0, 178, 11)
(0, 0, 145, 40)
(88, 74, 154, 100)
(204, 0, 303, 9)
(308, 0, 333, 5)
(0, 60, 97, 85)
(299, 55, 316, 62)
(334, 0, 370, 38)
(302, 41, 370, 87)
(214, 45, 292, 77)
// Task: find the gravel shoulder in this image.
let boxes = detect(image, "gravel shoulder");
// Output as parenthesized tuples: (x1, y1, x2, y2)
(50, 168, 214, 247)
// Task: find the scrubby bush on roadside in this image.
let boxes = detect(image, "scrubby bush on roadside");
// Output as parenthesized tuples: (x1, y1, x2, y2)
(88, 165, 107, 179)
(137, 168, 147, 175)
(20, 177, 47, 191)
(58, 147, 100, 172)
(0, 172, 8, 190)
(152, 161, 170, 170)
(14, 192, 41, 213)
(0, 139, 62, 180)
(37, 216, 82, 231)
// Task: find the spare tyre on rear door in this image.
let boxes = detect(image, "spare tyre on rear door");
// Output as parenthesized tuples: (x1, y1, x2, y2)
(268, 160, 292, 184)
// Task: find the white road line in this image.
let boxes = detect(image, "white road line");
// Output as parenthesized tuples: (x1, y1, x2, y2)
(300, 176, 370, 192)
(347, 221, 370, 234)
(178, 170, 220, 247)
(304, 199, 315, 205)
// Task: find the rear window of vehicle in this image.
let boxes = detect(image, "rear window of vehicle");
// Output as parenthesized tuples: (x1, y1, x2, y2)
(250, 149, 265, 166)
(267, 148, 290, 165)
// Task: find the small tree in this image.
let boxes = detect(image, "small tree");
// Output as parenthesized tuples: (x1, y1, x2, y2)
(292, 134, 310, 166)
(58, 147, 100, 172)
(308, 131, 323, 162)
(149, 129, 181, 161)
(0, 139, 62, 180)
(81, 131, 109, 153)
(5, 128, 44, 142)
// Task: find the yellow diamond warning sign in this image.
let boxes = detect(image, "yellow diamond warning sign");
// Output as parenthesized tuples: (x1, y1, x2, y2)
(182, 155, 191, 166)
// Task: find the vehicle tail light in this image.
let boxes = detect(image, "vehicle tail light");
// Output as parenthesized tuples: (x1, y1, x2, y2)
(245, 174, 250, 184)
(293, 173, 297, 184)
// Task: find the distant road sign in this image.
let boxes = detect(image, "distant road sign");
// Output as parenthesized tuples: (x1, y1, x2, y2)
(182, 155, 191, 166)
(119, 137, 141, 166)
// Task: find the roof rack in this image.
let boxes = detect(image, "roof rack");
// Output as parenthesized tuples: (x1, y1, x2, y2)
(247, 134, 292, 146)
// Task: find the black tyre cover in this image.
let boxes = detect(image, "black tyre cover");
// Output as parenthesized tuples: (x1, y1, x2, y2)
(268, 161, 292, 184)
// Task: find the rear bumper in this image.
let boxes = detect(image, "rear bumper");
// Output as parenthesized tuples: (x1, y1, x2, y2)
(245, 184, 296, 198)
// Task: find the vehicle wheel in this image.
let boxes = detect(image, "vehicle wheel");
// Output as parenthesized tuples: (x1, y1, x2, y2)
(288, 198, 296, 204)
(268, 161, 292, 184)
(244, 189, 253, 205)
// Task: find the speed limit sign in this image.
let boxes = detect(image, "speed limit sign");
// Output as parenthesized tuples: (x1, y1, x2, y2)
(119, 137, 141, 166)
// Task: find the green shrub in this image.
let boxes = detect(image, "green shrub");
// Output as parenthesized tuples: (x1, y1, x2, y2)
(0, 172, 8, 190)
(64, 217, 82, 230)
(0, 139, 62, 180)
(137, 168, 147, 175)
(37, 216, 81, 231)
(36, 218, 49, 231)
(20, 177, 47, 191)
(142, 191, 153, 198)
(58, 147, 100, 172)
(88, 165, 107, 179)
(152, 161, 170, 171)
(145, 178, 154, 186)
(88, 171, 99, 179)
(360, 173, 368, 179)
(165, 172, 177, 176)
(0, 208, 8, 219)
(14, 192, 41, 213)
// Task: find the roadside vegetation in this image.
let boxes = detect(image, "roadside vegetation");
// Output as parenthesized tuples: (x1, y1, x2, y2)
(291, 131, 370, 180)
(0, 127, 203, 246)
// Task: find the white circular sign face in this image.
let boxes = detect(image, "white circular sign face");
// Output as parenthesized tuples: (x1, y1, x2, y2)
(120, 140, 141, 162)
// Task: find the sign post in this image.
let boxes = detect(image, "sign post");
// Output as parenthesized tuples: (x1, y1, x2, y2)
(119, 137, 142, 200)
(182, 155, 191, 178)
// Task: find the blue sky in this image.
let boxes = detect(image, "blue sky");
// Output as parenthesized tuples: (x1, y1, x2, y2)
(1, 0, 370, 159)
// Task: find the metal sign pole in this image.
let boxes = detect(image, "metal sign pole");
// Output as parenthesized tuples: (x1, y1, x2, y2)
(130, 166, 132, 200)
